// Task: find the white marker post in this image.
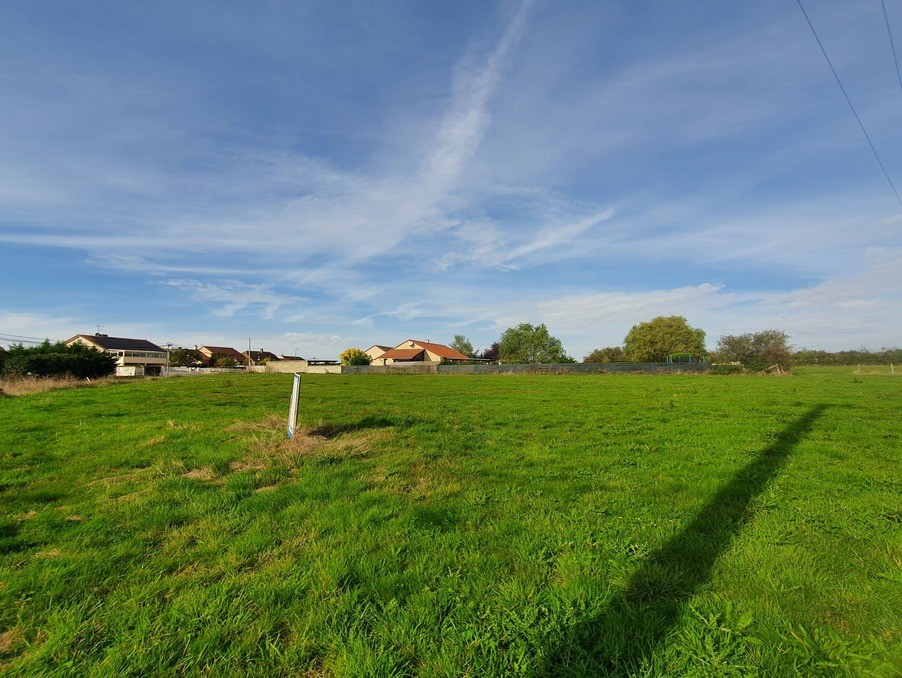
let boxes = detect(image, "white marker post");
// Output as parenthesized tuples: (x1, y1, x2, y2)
(287, 373, 301, 439)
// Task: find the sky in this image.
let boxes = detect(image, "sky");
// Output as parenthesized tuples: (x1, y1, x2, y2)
(1, 0, 900, 360)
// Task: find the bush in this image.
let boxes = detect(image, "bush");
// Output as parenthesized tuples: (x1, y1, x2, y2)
(708, 364, 744, 375)
(584, 346, 624, 363)
(2, 341, 117, 379)
(340, 348, 371, 366)
(716, 330, 793, 372)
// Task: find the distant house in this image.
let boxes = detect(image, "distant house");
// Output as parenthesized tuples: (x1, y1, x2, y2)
(197, 346, 247, 366)
(249, 349, 279, 365)
(66, 333, 167, 376)
(370, 340, 472, 366)
(364, 345, 392, 362)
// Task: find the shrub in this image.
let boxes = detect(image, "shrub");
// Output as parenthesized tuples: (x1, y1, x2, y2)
(584, 346, 624, 363)
(340, 348, 371, 366)
(708, 364, 744, 375)
(716, 330, 793, 372)
(2, 341, 117, 379)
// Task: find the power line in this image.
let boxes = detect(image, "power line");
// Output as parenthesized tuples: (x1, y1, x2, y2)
(0, 333, 58, 346)
(882, 0, 902, 95)
(795, 0, 902, 208)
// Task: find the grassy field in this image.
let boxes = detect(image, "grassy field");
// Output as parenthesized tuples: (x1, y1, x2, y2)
(0, 368, 899, 676)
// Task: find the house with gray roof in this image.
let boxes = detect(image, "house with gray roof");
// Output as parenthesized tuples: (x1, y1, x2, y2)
(66, 333, 167, 376)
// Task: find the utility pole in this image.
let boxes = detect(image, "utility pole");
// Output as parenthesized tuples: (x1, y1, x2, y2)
(247, 337, 252, 371)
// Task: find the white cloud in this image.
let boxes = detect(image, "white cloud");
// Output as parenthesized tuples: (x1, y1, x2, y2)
(160, 279, 305, 320)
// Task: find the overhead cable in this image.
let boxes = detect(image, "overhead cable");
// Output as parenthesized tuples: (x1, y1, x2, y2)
(796, 0, 902, 208)
(882, 0, 902, 95)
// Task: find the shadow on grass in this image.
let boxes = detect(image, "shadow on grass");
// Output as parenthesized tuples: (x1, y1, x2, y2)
(307, 415, 413, 439)
(540, 404, 827, 676)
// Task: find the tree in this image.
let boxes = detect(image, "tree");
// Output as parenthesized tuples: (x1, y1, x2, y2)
(2, 341, 117, 378)
(449, 334, 476, 358)
(498, 323, 574, 363)
(340, 348, 371, 366)
(209, 352, 238, 368)
(169, 348, 204, 367)
(623, 316, 705, 363)
(715, 330, 792, 372)
(584, 346, 625, 363)
(481, 342, 500, 362)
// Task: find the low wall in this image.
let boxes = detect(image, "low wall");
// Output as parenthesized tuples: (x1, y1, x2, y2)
(306, 364, 343, 374)
(165, 366, 246, 376)
(188, 362, 708, 376)
(332, 362, 708, 375)
(255, 361, 308, 374)
(438, 362, 708, 374)
(341, 364, 438, 375)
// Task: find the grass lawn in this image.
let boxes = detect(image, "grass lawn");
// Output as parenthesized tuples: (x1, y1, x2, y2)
(0, 368, 899, 675)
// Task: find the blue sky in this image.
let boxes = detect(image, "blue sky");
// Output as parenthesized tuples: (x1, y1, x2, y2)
(2, 1, 900, 359)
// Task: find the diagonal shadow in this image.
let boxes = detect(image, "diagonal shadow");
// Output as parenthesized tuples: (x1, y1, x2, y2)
(538, 404, 827, 676)
(306, 415, 409, 439)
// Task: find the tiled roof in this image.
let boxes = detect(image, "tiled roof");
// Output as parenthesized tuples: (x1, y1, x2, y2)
(70, 334, 165, 352)
(198, 346, 247, 362)
(407, 340, 471, 361)
(378, 348, 425, 360)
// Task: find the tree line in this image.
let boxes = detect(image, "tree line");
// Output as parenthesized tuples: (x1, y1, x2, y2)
(445, 316, 899, 372)
(0, 341, 117, 379)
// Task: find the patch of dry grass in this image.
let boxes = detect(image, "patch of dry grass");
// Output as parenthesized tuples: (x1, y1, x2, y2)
(0, 626, 24, 656)
(226, 414, 395, 473)
(0, 374, 117, 396)
(181, 468, 217, 481)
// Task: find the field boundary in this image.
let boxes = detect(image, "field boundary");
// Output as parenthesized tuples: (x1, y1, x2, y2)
(335, 362, 710, 375)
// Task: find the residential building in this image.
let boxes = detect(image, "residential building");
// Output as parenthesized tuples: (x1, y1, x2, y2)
(197, 345, 247, 366)
(66, 333, 167, 376)
(370, 340, 472, 366)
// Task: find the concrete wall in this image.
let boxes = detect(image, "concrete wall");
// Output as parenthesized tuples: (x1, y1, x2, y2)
(306, 364, 342, 374)
(254, 360, 308, 374)
(336, 362, 709, 375)
(176, 362, 708, 376)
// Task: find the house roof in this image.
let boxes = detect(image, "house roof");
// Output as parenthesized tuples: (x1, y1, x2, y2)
(405, 340, 471, 361)
(69, 334, 165, 352)
(249, 350, 279, 362)
(378, 348, 425, 360)
(198, 346, 247, 362)
(365, 344, 392, 355)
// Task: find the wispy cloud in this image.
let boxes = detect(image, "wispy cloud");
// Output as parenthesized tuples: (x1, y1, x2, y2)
(160, 279, 305, 319)
(1, 2, 899, 356)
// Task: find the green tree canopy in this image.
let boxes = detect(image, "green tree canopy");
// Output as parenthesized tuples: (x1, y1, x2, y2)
(209, 353, 239, 368)
(715, 330, 792, 372)
(481, 342, 500, 362)
(2, 341, 117, 378)
(498, 323, 574, 364)
(583, 346, 625, 363)
(449, 334, 475, 358)
(169, 348, 204, 367)
(623, 316, 706, 362)
(340, 348, 371, 366)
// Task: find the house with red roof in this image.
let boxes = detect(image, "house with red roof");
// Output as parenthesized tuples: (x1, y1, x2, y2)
(370, 340, 472, 366)
(197, 345, 248, 366)
(364, 345, 393, 362)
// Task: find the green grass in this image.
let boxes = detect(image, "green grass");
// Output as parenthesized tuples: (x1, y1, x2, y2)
(0, 368, 899, 676)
